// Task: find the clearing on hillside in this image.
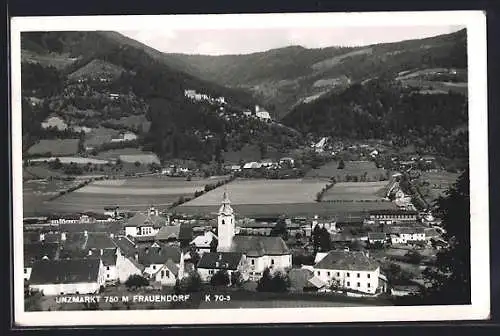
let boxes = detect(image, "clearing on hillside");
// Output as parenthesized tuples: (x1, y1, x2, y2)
(306, 160, 387, 182)
(322, 181, 390, 201)
(26, 139, 80, 156)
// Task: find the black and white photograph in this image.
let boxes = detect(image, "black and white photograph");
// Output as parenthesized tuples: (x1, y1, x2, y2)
(11, 11, 489, 326)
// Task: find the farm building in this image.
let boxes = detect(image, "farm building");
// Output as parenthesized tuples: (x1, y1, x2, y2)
(254, 105, 271, 121)
(312, 250, 384, 295)
(125, 207, 166, 238)
(24, 242, 60, 281)
(29, 258, 106, 296)
(389, 227, 426, 244)
(119, 153, 160, 165)
(155, 225, 181, 243)
(197, 252, 248, 283)
(367, 232, 387, 244)
(390, 285, 421, 297)
(100, 248, 118, 284)
(190, 231, 218, 254)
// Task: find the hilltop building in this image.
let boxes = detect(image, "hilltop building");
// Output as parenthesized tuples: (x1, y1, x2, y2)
(255, 105, 271, 121)
(124, 207, 166, 238)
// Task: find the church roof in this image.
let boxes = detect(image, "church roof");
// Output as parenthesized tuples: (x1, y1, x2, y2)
(218, 191, 233, 215)
(229, 235, 290, 257)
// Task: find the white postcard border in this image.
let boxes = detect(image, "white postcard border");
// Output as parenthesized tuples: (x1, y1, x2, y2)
(11, 11, 489, 326)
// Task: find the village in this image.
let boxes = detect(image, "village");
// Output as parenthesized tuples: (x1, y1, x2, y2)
(23, 158, 450, 310)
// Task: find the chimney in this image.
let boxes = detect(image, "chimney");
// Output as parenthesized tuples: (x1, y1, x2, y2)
(39, 233, 45, 242)
(61, 232, 66, 241)
(84, 230, 88, 237)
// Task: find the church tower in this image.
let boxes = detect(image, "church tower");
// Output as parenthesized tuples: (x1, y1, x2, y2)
(217, 190, 235, 252)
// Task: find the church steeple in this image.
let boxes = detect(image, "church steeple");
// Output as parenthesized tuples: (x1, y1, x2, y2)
(217, 189, 235, 252)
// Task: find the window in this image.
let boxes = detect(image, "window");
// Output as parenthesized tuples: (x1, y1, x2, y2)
(209, 270, 214, 275)
(347, 282, 350, 286)
(327, 272, 331, 276)
(107, 274, 110, 278)
(336, 272, 340, 277)
(346, 272, 350, 277)
(161, 270, 165, 278)
(367, 274, 371, 278)
(251, 259, 255, 265)
(153, 265, 156, 270)
(222, 219, 225, 225)
(368, 283, 371, 288)
(24, 268, 27, 274)
(166, 270, 170, 277)
(357, 282, 360, 287)
(271, 259, 275, 265)
(106, 266, 110, 271)
(357, 273, 360, 278)
(317, 271, 321, 276)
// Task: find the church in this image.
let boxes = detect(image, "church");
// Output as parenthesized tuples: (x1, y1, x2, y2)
(215, 191, 292, 281)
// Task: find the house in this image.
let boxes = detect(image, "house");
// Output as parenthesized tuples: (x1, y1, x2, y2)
(155, 225, 181, 243)
(197, 252, 248, 283)
(41, 115, 68, 131)
(136, 244, 181, 279)
(312, 250, 382, 295)
(389, 227, 426, 244)
(29, 258, 106, 296)
(125, 207, 166, 238)
(367, 232, 387, 245)
(104, 206, 119, 219)
(216, 191, 292, 280)
(24, 242, 60, 281)
(306, 276, 328, 292)
(230, 165, 242, 172)
(152, 259, 182, 286)
(112, 236, 144, 283)
(100, 248, 118, 284)
(243, 110, 252, 117)
(111, 131, 138, 143)
(243, 162, 262, 169)
(255, 105, 271, 121)
(190, 231, 217, 254)
(279, 157, 295, 167)
(109, 93, 120, 100)
(314, 252, 329, 264)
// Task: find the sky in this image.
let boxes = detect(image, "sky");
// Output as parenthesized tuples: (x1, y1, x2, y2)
(119, 25, 463, 56)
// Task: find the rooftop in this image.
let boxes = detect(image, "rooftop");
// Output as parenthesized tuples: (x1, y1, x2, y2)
(137, 245, 181, 266)
(29, 258, 101, 285)
(230, 235, 289, 257)
(127, 211, 165, 229)
(197, 252, 243, 270)
(156, 225, 181, 241)
(24, 242, 60, 266)
(314, 250, 379, 271)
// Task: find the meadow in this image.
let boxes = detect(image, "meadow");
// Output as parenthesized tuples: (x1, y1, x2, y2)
(23, 179, 83, 216)
(39, 176, 230, 214)
(26, 139, 80, 156)
(321, 181, 388, 201)
(306, 160, 387, 182)
(418, 170, 459, 203)
(179, 178, 329, 207)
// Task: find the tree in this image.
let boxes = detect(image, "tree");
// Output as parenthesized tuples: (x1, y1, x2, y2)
(318, 226, 331, 252)
(210, 238, 218, 253)
(134, 161, 141, 167)
(422, 168, 470, 304)
(230, 271, 243, 287)
(271, 215, 289, 241)
(49, 157, 62, 170)
(125, 274, 149, 290)
(178, 271, 202, 292)
(257, 268, 290, 293)
(210, 270, 230, 287)
(337, 159, 345, 169)
(312, 224, 322, 253)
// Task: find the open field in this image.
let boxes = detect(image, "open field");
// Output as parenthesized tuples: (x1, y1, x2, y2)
(96, 148, 152, 160)
(176, 200, 398, 218)
(322, 181, 388, 201)
(418, 170, 459, 203)
(105, 115, 151, 133)
(306, 160, 387, 182)
(35, 176, 230, 214)
(401, 79, 468, 95)
(179, 178, 329, 207)
(23, 179, 83, 216)
(26, 139, 80, 156)
(84, 127, 119, 148)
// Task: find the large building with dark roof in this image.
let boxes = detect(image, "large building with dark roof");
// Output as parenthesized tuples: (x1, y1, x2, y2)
(312, 250, 383, 295)
(28, 258, 106, 295)
(124, 207, 166, 238)
(24, 242, 60, 281)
